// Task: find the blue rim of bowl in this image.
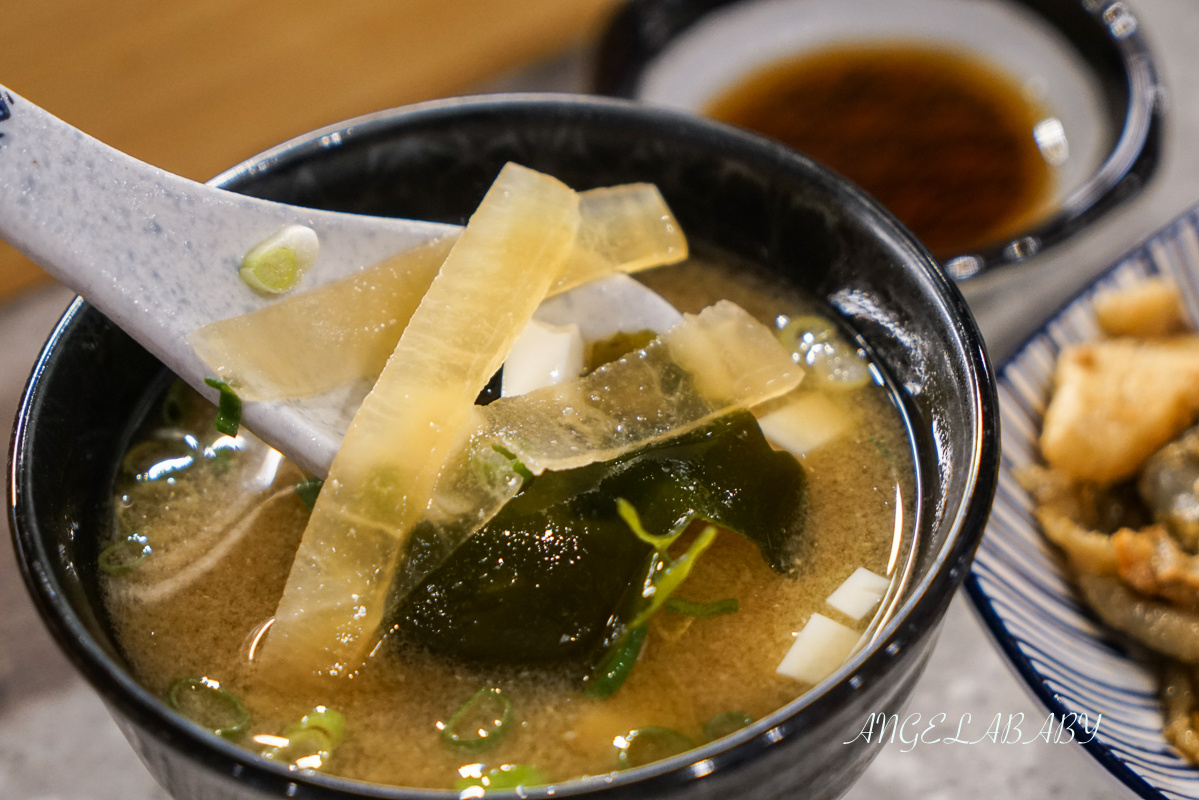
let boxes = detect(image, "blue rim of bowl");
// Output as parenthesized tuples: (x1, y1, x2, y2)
(591, 0, 1165, 280)
(964, 202, 1199, 800)
(8, 93, 1000, 798)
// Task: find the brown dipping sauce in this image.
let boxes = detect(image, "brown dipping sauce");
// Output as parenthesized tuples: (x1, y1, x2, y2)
(705, 45, 1056, 259)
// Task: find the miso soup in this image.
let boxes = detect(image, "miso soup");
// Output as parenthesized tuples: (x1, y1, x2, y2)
(100, 255, 917, 790)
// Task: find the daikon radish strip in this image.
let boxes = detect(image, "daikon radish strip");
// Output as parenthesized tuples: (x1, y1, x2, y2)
(776, 613, 862, 684)
(189, 237, 455, 401)
(499, 300, 801, 473)
(263, 164, 581, 677)
(560, 183, 686, 286)
(406, 301, 802, 589)
(188, 184, 685, 402)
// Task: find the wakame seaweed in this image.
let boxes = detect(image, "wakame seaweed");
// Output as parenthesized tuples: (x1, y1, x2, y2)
(391, 410, 806, 666)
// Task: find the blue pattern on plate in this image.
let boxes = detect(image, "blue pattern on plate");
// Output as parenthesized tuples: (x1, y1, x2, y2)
(967, 207, 1199, 800)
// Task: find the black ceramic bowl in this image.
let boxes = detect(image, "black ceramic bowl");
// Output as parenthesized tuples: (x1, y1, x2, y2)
(9, 95, 998, 800)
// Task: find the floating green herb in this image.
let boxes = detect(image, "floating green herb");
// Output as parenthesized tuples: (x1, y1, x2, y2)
(616, 497, 684, 552)
(122, 432, 198, 482)
(454, 764, 546, 792)
(703, 711, 753, 742)
(294, 477, 324, 511)
(294, 705, 346, 745)
(492, 444, 534, 484)
(260, 726, 333, 769)
(583, 623, 648, 700)
(777, 314, 871, 390)
(665, 597, 739, 617)
(614, 727, 695, 769)
(626, 522, 719, 632)
(442, 688, 514, 752)
(261, 705, 346, 769)
(203, 377, 242, 436)
(167, 677, 250, 738)
(98, 533, 151, 575)
(581, 506, 721, 699)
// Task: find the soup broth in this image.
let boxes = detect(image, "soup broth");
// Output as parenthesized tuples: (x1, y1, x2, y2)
(100, 256, 916, 789)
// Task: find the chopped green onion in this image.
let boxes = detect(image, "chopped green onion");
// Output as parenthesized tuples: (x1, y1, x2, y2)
(583, 623, 648, 699)
(245, 247, 296, 291)
(239, 224, 319, 295)
(260, 706, 345, 769)
(703, 711, 753, 742)
(778, 314, 838, 351)
(167, 677, 250, 737)
(464, 446, 528, 501)
(442, 688, 514, 752)
(122, 432, 199, 481)
(584, 505, 723, 699)
(98, 533, 151, 575)
(454, 763, 546, 792)
(665, 597, 739, 617)
(203, 377, 242, 436)
(614, 726, 695, 769)
(261, 727, 333, 768)
(627, 525, 719, 631)
(491, 444, 534, 484)
(777, 314, 872, 390)
(295, 705, 346, 745)
(294, 477, 324, 511)
(616, 497, 684, 552)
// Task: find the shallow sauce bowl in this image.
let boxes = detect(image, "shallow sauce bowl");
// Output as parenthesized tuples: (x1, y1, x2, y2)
(593, 0, 1164, 278)
(8, 96, 998, 800)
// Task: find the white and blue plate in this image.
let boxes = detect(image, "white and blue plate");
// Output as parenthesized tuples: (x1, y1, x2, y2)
(967, 205, 1199, 800)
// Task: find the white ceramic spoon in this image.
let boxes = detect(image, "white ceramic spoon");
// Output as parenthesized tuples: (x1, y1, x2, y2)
(0, 85, 686, 476)
(0, 84, 456, 474)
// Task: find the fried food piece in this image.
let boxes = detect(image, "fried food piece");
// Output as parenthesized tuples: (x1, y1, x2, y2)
(1093, 277, 1187, 338)
(1113, 526, 1199, 609)
(1019, 464, 1149, 534)
(1075, 571, 1199, 663)
(1041, 337, 1199, 484)
(1036, 508, 1118, 576)
(1138, 425, 1199, 551)
(1162, 660, 1199, 763)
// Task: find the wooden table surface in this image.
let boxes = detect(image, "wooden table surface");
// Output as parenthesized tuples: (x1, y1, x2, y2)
(0, 0, 620, 299)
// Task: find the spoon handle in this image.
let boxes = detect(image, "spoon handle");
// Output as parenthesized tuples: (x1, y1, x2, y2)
(0, 84, 455, 472)
(0, 84, 454, 363)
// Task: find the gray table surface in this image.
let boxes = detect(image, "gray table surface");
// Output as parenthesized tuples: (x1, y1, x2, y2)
(4, 1, 1199, 797)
